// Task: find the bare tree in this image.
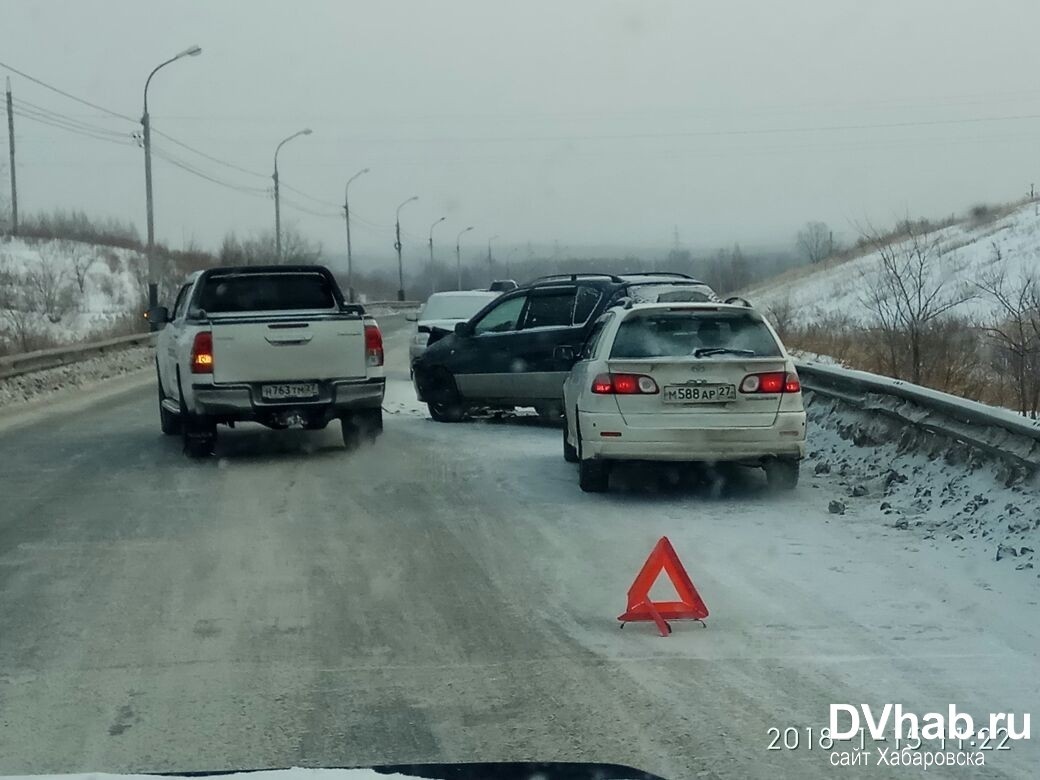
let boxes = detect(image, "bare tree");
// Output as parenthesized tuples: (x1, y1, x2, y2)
(974, 244, 1040, 417)
(796, 221, 832, 264)
(26, 260, 75, 324)
(220, 227, 322, 267)
(67, 242, 99, 294)
(859, 223, 974, 384)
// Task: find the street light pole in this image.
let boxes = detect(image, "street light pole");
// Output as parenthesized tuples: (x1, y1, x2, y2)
(273, 128, 312, 259)
(428, 216, 446, 294)
(142, 44, 201, 318)
(455, 225, 474, 290)
(394, 195, 419, 301)
(487, 234, 499, 284)
(343, 167, 369, 302)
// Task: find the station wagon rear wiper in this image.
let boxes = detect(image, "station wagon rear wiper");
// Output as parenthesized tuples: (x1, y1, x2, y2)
(693, 347, 756, 358)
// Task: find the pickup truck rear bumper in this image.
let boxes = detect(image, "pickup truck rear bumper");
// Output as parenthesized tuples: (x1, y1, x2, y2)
(191, 378, 384, 421)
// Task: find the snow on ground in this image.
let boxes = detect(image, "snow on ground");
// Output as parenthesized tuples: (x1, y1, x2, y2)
(747, 202, 1040, 326)
(0, 345, 152, 409)
(0, 236, 144, 346)
(803, 393, 1038, 578)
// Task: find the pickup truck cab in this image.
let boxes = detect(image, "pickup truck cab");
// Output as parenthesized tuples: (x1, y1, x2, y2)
(149, 265, 384, 457)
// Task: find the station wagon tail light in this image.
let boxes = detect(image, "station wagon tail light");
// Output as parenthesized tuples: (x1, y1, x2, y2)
(591, 372, 659, 394)
(190, 331, 213, 374)
(740, 371, 800, 394)
(365, 324, 384, 366)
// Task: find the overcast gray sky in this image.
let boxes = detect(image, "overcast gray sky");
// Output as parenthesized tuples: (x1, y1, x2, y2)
(3, 0, 1040, 265)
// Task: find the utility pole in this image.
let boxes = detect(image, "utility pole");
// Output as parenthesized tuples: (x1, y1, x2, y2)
(343, 167, 369, 302)
(455, 225, 474, 290)
(487, 234, 498, 284)
(5, 78, 17, 235)
(394, 195, 418, 301)
(428, 216, 445, 294)
(142, 45, 202, 321)
(273, 128, 312, 259)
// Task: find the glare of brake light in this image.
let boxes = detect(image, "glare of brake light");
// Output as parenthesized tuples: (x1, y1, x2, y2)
(195, 355, 213, 366)
(784, 373, 801, 393)
(591, 374, 614, 394)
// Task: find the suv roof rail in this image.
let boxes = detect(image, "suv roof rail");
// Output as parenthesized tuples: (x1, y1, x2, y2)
(526, 272, 624, 285)
(622, 271, 696, 279)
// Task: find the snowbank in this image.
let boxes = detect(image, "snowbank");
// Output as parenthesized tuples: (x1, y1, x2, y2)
(748, 203, 1040, 326)
(0, 235, 144, 347)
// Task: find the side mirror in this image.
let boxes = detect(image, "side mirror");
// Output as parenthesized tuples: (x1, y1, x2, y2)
(455, 321, 474, 337)
(405, 312, 418, 322)
(145, 306, 169, 325)
(554, 345, 577, 364)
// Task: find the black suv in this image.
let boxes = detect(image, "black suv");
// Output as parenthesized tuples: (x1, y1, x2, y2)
(412, 272, 718, 421)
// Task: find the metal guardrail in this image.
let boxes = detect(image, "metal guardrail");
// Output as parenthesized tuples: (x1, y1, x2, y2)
(0, 301, 421, 381)
(795, 360, 1040, 469)
(0, 332, 156, 381)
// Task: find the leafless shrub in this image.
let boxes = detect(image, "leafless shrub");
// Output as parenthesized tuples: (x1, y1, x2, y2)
(67, 242, 99, 295)
(219, 227, 322, 267)
(764, 295, 796, 342)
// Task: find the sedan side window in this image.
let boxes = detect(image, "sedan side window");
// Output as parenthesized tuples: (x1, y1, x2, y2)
(472, 294, 527, 335)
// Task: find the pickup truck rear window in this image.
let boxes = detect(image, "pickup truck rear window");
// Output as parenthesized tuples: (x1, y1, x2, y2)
(196, 273, 336, 313)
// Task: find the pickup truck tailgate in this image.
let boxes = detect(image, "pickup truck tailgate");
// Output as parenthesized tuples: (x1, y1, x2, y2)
(211, 317, 367, 383)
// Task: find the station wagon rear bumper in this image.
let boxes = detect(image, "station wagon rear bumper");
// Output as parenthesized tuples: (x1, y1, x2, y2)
(577, 410, 806, 461)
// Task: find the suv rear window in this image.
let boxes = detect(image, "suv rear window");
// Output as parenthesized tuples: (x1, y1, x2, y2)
(610, 312, 781, 358)
(196, 273, 336, 313)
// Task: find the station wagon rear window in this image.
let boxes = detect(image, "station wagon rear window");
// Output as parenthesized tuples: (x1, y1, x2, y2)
(196, 273, 337, 313)
(610, 312, 782, 358)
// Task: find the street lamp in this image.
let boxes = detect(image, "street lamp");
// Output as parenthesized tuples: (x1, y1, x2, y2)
(141, 44, 202, 319)
(273, 128, 312, 258)
(487, 234, 499, 284)
(394, 195, 419, 301)
(343, 167, 369, 302)
(455, 225, 474, 290)
(428, 216, 446, 294)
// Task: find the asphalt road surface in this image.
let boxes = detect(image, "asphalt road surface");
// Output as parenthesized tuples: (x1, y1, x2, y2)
(1, 317, 1038, 779)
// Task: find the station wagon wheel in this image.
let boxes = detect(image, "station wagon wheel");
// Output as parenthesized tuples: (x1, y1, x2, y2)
(576, 415, 610, 492)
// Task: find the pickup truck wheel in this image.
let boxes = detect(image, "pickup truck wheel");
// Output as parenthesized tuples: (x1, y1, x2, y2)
(182, 419, 216, 459)
(341, 409, 382, 449)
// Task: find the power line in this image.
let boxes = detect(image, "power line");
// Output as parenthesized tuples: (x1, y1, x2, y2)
(12, 108, 135, 147)
(151, 144, 270, 196)
(12, 97, 130, 138)
(0, 59, 136, 122)
(149, 126, 270, 179)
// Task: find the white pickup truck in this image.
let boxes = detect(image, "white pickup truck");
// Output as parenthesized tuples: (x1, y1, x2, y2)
(149, 265, 384, 457)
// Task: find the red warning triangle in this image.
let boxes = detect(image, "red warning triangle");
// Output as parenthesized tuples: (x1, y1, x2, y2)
(618, 536, 708, 636)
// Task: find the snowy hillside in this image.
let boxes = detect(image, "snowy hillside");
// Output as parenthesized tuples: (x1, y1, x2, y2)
(0, 236, 145, 350)
(747, 202, 1040, 326)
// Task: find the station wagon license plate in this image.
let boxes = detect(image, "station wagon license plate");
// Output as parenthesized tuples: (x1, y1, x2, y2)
(663, 384, 736, 403)
(261, 382, 319, 401)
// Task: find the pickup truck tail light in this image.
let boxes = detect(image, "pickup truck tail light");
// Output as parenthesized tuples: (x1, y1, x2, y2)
(190, 331, 214, 374)
(739, 371, 800, 394)
(365, 323, 384, 367)
(591, 372, 659, 394)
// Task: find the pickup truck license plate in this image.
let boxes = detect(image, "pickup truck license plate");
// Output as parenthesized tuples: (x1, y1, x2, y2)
(261, 383, 319, 401)
(663, 384, 736, 403)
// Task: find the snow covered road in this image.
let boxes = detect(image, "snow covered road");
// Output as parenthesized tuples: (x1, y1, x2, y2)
(1, 324, 1037, 779)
